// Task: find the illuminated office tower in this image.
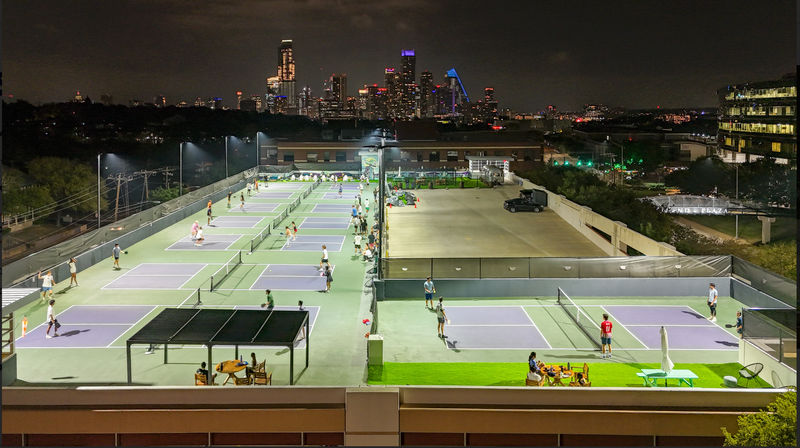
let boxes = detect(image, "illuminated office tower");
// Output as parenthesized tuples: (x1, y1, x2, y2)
(277, 39, 297, 112)
(400, 49, 416, 118)
(717, 74, 796, 161)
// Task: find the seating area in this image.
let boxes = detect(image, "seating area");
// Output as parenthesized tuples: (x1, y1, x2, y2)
(526, 362, 591, 387)
(195, 359, 272, 386)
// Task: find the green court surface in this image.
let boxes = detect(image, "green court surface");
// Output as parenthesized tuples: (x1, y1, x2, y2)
(368, 362, 772, 388)
(377, 296, 747, 365)
(11, 182, 378, 386)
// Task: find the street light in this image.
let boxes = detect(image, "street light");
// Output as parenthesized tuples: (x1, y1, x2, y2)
(225, 136, 229, 178)
(179, 142, 184, 196)
(97, 153, 102, 229)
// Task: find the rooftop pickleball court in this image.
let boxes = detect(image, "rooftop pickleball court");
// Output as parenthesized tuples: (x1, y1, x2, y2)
(282, 235, 345, 252)
(227, 203, 280, 213)
(166, 234, 243, 251)
(440, 304, 739, 351)
(16, 305, 155, 348)
(250, 264, 333, 291)
(312, 204, 356, 214)
(298, 217, 351, 229)
(102, 263, 207, 290)
(322, 192, 360, 200)
(443, 306, 551, 350)
(603, 305, 740, 350)
(210, 216, 265, 228)
(253, 191, 295, 199)
(231, 305, 319, 349)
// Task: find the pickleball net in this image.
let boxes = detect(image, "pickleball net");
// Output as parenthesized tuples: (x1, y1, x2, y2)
(557, 287, 602, 349)
(210, 250, 243, 291)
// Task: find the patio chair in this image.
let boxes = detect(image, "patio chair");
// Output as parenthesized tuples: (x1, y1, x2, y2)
(771, 370, 784, 389)
(569, 380, 592, 387)
(253, 370, 272, 386)
(233, 376, 252, 386)
(577, 363, 589, 381)
(255, 361, 266, 373)
(737, 363, 763, 387)
(525, 376, 546, 387)
(194, 373, 208, 386)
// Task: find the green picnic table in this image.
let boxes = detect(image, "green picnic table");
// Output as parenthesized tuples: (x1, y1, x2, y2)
(636, 369, 699, 387)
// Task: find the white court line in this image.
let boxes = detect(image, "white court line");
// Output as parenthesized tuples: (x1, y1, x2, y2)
(105, 305, 159, 348)
(520, 305, 552, 349)
(178, 263, 209, 289)
(447, 324, 534, 327)
(440, 347, 739, 351)
(16, 304, 78, 339)
(625, 324, 718, 327)
(600, 305, 649, 350)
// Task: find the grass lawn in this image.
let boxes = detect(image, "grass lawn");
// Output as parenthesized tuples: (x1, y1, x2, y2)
(687, 215, 797, 243)
(368, 362, 772, 388)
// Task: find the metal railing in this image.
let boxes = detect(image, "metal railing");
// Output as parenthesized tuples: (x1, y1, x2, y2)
(380, 255, 733, 279)
(742, 308, 797, 370)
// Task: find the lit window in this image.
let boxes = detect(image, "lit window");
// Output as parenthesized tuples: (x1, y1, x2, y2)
(772, 142, 782, 152)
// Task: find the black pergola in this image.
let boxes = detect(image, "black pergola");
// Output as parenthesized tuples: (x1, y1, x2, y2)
(126, 308, 309, 385)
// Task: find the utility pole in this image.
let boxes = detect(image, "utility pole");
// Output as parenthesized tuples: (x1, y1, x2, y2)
(114, 174, 122, 222)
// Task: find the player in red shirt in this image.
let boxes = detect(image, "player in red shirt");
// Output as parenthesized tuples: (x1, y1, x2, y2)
(600, 313, 613, 359)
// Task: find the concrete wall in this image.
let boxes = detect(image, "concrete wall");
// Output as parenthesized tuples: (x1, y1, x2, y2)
(507, 173, 682, 257)
(739, 340, 797, 388)
(377, 277, 729, 299)
(1, 386, 786, 447)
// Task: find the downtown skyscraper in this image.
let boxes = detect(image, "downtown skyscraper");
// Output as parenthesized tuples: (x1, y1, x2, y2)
(277, 39, 297, 113)
(400, 49, 417, 118)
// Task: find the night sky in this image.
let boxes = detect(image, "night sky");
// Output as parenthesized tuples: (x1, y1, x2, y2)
(3, 0, 796, 111)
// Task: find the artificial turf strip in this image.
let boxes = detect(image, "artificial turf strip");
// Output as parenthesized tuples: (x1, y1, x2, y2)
(368, 362, 773, 388)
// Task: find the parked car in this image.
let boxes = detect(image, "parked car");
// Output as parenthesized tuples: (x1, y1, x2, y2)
(504, 188, 548, 213)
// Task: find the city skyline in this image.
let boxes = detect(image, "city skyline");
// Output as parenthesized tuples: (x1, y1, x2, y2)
(3, 0, 796, 111)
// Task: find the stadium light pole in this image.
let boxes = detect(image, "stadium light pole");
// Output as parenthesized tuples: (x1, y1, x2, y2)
(735, 163, 739, 238)
(179, 142, 184, 196)
(225, 136, 229, 178)
(97, 153, 102, 229)
(377, 134, 386, 279)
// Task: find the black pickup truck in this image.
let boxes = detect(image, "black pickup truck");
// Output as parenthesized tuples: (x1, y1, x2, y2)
(503, 188, 548, 213)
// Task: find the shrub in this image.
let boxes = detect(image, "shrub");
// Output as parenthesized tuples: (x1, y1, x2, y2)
(722, 389, 796, 446)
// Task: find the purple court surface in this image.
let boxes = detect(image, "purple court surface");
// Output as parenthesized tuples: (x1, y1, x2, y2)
(210, 216, 265, 228)
(445, 326, 550, 350)
(253, 192, 294, 199)
(167, 234, 241, 251)
(250, 264, 332, 291)
(103, 263, 206, 290)
(16, 305, 155, 348)
(437, 305, 738, 351)
(312, 204, 355, 213)
(227, 203, 279, 213)
(282, 235, 345, 252)
(322, 192, 360, 200)
(627, 325, 739, 350)
(328, 185, 360, 191)
(604, 305, 711, 326)
(445, 306, 533, 326)
(299, 217, 351, 229)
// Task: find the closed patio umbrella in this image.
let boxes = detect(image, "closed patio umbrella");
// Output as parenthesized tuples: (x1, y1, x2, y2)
(660, 325, 674, 372)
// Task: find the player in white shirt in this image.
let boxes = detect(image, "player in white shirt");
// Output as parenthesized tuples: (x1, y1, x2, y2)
(38, 270, 55, 300)
(45, 299, 59, 338)
(707, 283, 718, 322)
(319, 245, 329, 271)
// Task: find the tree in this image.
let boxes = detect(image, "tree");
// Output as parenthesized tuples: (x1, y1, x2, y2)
(722, 389, 796, 446)
(1, 167, 55, 216)
(665, 156, 733, 195)
(26, 157, 109, 220)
